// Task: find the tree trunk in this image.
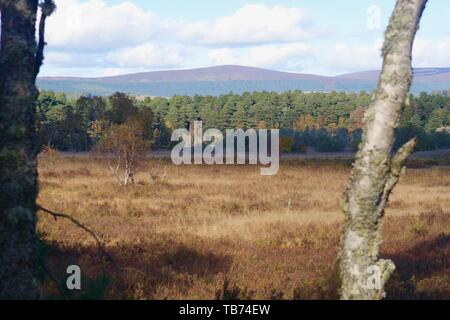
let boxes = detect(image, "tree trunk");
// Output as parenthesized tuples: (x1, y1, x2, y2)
(0, 0, 40, 299)
(339, 0, 427, 300)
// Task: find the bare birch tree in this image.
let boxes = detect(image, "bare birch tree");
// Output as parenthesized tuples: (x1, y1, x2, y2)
(339, 0, 428, 300)
(95, 119, 149, 187)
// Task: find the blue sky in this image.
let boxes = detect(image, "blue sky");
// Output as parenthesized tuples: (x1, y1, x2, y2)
(41, 0, 450, 77)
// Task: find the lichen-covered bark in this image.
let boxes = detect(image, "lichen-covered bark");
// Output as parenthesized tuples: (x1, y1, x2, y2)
(339, 0, 427, 300)
(0, 0, 45, 299)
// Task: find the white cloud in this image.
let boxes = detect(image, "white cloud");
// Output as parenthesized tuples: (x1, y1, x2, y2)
(45, 52, 74, 65)
(48, 1, 314, 50)
(180, 4, 313, 45)
(322, 37, 450, 75)
(208, 43, 311, 70)
(326, 40, 383, 73)
(413, 37, 450, 67)
(42, 1, 318, 76)
(106, 43, 184, 68)
(44, 51, 108, 69)
(47, 0, 164, 51)
(40, 1, 450, 78)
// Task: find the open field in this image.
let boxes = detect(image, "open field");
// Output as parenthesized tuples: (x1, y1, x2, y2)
(37, 155, 450, 299)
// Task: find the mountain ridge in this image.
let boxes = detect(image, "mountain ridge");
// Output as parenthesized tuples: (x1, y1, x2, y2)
(38, 65, 450, 96)
(40, 65, 450, 82)
(40, 65, 332, 82)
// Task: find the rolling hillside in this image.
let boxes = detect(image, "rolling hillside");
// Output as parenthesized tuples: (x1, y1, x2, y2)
(37, 65, 450, 96)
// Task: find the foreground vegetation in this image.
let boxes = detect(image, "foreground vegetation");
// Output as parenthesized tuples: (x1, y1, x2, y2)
(37, 155, 450, 299)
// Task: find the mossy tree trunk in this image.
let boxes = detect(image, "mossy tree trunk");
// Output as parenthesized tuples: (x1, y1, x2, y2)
(339, 0, 427, 300)
(0, 0, 54, 299)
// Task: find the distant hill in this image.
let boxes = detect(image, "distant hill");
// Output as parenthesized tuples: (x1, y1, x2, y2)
(336, 67, 450, 82)
(38, 65, 450, 97)
(40, 65, 331, 83)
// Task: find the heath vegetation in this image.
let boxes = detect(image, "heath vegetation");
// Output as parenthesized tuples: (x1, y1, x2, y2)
(36, 155, 450, 299)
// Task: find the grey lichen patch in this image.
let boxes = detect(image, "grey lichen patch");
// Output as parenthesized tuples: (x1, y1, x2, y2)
(362, 107, 376, 123)
(346, 230, 364, 250)
(376, 259, 396, 287)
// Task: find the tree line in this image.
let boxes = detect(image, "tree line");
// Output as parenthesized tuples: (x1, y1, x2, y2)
(37, 89, 450, 153)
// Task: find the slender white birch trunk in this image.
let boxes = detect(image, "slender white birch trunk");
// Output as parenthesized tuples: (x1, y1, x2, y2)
(339, 0, 428, 300)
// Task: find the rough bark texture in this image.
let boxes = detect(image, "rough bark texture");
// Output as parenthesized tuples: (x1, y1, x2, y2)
(0, 0, 49, 299)
(339, 0, 427, 300)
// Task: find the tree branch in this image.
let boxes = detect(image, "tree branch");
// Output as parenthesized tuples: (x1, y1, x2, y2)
(37, 205, 115, 264)
(375, 138, 417, 217)
(391, 138, 418, 176)
(34, 0, 56, 78)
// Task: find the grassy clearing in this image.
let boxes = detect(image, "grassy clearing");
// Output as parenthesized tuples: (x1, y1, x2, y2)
(37, 155, 450, 299)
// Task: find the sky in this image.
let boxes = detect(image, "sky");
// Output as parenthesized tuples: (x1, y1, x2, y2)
(40, 0, 450, 77)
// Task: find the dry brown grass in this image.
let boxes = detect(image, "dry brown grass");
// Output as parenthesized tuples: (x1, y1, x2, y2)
(36, 155, 450, 299)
